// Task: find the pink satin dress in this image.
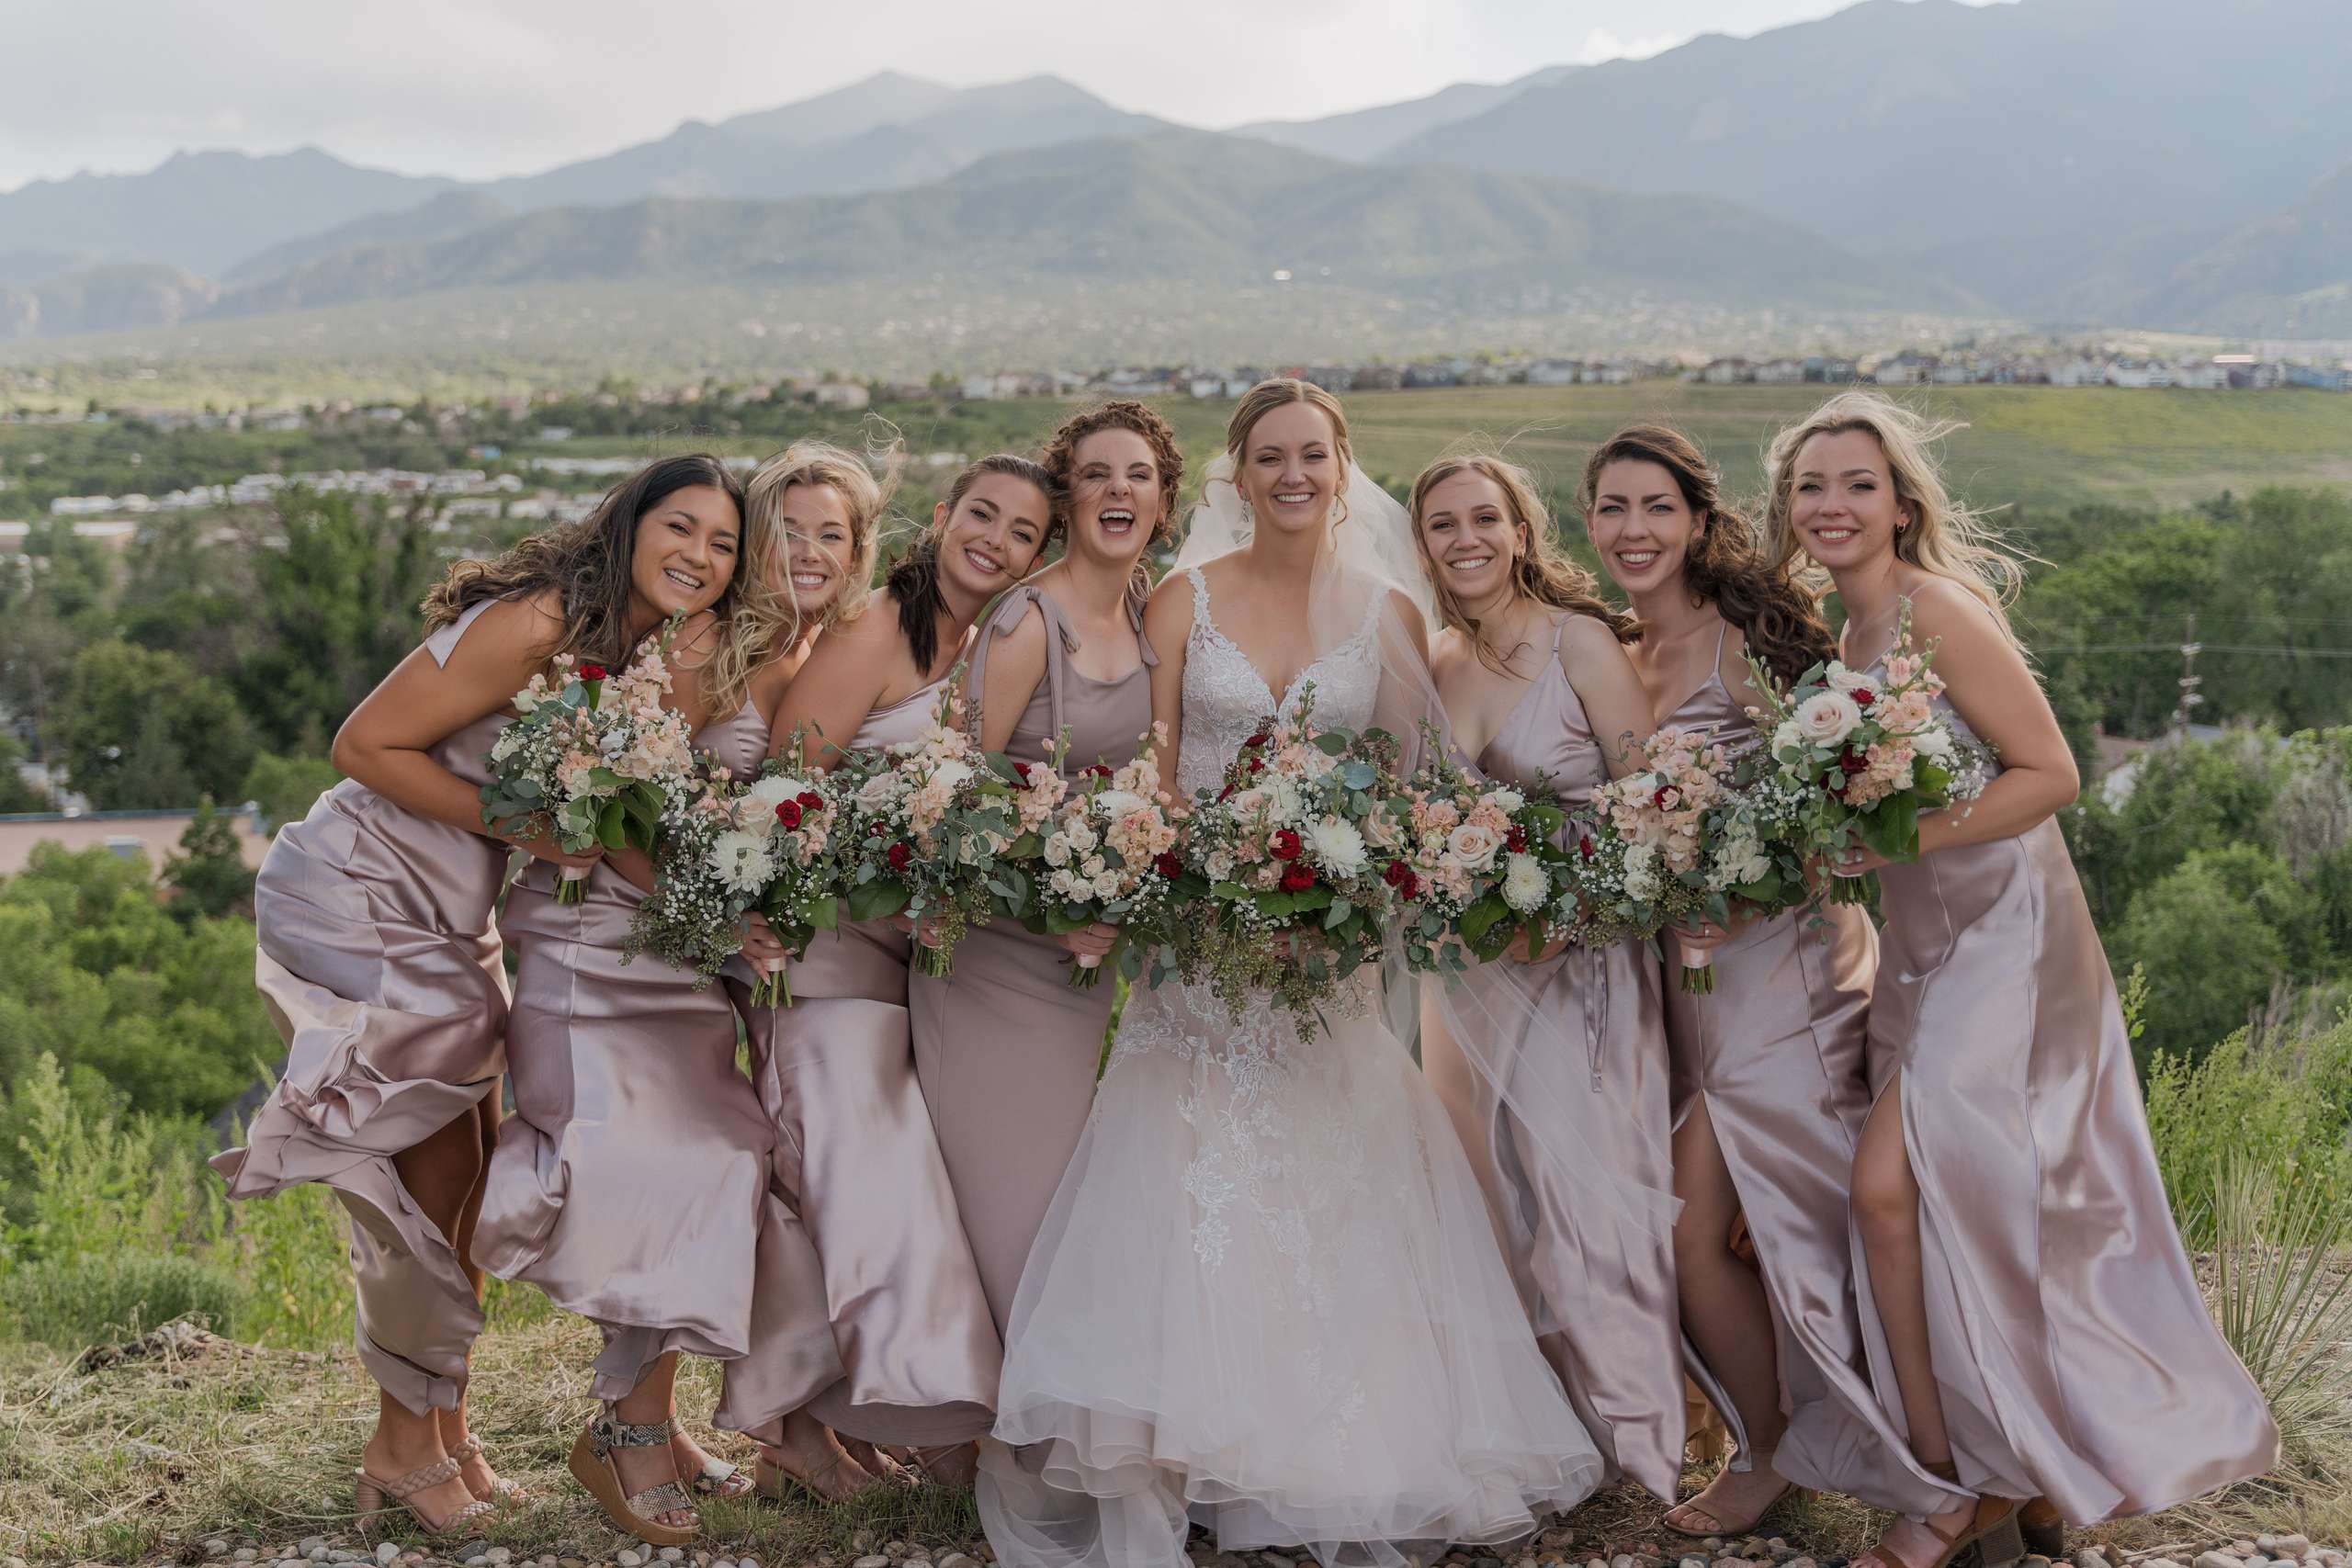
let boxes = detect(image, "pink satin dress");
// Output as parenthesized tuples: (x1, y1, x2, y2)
(475, 695, 844, 1435)
(214, 596, 513, 1416)
(1657, 638, 1950, 1512)
(1852, 660, 2278, 1522)
(907, 587, 1154, 1334)
(1444, 611, 1687, 1501)
(741, 670, 1000, 1446)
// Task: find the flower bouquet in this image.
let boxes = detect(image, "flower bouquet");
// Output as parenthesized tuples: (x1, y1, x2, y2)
(624, 742, 842, 1007)
(829, 685, 1024, 978)
(1592, 728, 1741, 993)
(1170, 687, 1406, 1034)
(1389, 737, 1575, 980)
(991, 726, 1185, 989)
(480, 631, 699, 904)
(1743, 603, 1994, 909)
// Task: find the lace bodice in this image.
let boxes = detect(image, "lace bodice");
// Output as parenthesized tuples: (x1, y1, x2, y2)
(1178, 567, 1383, 796)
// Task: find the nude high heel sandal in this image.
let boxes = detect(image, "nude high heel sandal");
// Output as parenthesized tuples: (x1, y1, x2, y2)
(353, 1454, 497, 1540)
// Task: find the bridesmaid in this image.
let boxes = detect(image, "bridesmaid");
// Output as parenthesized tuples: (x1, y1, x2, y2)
(213, 499, 634, 1537)
(908, 401, 1176, 1331)
(1409, 451, 1688, 1502)
(1762, 391, 2278, 1568)
(762, 454, 1055, 1483)
(1581, 424, 1921, 1534)
(471, 455, 843, 1545)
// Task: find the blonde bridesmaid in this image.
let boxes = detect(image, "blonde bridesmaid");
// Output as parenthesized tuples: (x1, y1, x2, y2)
(471, 457, 843, 1545)
(1410, 452, 1688, 1501)
(907, 402, 1174, 1332)
(763, 455, 1054, 1483)
(1763, 392, 2278, 1568)
(1582, 424, 1927, 1534)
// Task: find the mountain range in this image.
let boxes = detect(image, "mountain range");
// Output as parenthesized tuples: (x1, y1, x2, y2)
(5, 0, 2350, 348)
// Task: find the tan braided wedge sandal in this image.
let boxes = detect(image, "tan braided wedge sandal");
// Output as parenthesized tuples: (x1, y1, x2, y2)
(447, 1435, 530, 1505)
(353, 1453, 498, 1540)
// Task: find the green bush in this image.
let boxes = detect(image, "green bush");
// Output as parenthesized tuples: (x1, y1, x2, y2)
(227, 1167, 355, 1350)
(243, 750, 341, 834)
(0, 1250, 248, 1348)
(1, 1053, 221, 1263)
(2145, 1010, 2352, 1247)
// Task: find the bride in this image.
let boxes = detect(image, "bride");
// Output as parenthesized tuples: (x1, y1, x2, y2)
(978, 380, 1617, 1568)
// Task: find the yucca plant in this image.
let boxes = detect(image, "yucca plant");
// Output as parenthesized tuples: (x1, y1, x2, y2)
(2210, 1155, 2352, 1490)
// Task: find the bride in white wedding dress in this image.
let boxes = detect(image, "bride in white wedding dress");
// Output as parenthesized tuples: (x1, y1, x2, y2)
(978, 380, 1613, 1568)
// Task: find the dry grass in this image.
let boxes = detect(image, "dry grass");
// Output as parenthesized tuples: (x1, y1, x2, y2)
(0, 1314, 2343, 1568)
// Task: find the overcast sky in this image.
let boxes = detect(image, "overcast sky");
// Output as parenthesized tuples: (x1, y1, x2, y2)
(0, 0, 2016, 192)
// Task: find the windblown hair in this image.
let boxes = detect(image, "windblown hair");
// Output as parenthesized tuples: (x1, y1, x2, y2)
(887, 454, 1054, 675)
(421, 453, 748, 678)
(1411, 451, 1638, 675)
(1219, 378, 1356, 528)
(1043, 400, 1184, 615)
(1577, 424, 1834, 688)
(728, 439, 899, 709)
(1761, 391, 2028, 651)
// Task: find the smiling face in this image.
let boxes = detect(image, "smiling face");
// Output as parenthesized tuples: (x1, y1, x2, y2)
(628, 481, 741, 622)
(774, 480, 854, 621)
(933, 470, 1050, 602)
(1587, 457, 1702, 597)
(1067, 427, 1164, 569)
(1416, 468, 1524, 609)
(1788, 427, 1909, 571)
(1237, 400, 1341, 538)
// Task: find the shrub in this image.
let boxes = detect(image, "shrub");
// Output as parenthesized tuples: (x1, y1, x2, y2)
(2208, 1156, 2352, 1487)
(2146, 1010, 2352, 1247)
(0, 1250, 247, 1348)
(226, 1161, 355, 1351)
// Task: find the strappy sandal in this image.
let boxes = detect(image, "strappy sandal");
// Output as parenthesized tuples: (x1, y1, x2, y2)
(353, 1453, 498, 1540)
(447, 1435, 530, 1505)
(909, 1441, 980, 1488)
(754, 1445, 870, 1506)
(1854, 1463, 2025, 1568)
(690, 1455, 753, 1498)
(567, 1410, 699, 1546)
(2018, 1498, 2064, 1559)
(1662, 1477, 1794, 1538)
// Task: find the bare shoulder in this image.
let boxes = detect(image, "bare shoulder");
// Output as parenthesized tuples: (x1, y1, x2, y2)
(823, 592, 906, 654)
(1143, 568, 1200, 637)
(443, 588, 566, 671)
(1384, 587, 1430, 640)
(1900, 574, 2010, 655)
(1555, 609, 1634, 668)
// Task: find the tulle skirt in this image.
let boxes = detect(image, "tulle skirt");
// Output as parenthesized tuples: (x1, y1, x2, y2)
(980, 976, 1601, 1568)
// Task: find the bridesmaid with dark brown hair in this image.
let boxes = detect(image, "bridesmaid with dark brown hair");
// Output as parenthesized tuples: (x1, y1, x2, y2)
(910, 400, 1178, 1333)
(760, 454, 1054, 1486)
(1582, 423, 1913, 1537)
(218, 456, 755, 1539)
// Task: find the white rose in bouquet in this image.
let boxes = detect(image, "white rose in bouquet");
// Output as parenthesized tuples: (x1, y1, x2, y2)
(1794, 691, 1863, 748)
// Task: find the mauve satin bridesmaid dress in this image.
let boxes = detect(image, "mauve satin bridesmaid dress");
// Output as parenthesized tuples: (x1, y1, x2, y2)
(1850, 653, 2278, 1522)
(214, 596, 513, 1416)
(1439, 611, 1687, 1501)
(906, 586, 1154, 1334)
(475, 695, 844, 1436)
(740, 669, 1000, 1446)
(1658, 631, 1954, 1515)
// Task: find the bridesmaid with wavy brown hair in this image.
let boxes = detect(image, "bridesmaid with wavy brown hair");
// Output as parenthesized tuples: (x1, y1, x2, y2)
(1582, 424, 1917, 1536)
(762, 454, 1054, 1486)
(471, 456, 847, 1546)
(909, 400, 1177, 1334)
(1763, 392, 2277, 1568)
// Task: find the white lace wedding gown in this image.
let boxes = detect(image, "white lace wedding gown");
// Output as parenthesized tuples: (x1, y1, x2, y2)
(978, 570, 1602, 1568)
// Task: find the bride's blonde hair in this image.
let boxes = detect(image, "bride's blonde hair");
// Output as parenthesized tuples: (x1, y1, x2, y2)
(1761, 390, 2029, 652)
(1223, 378, 1354, 530)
